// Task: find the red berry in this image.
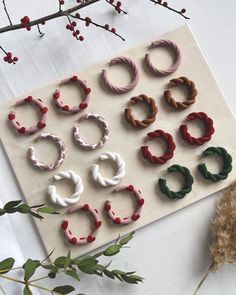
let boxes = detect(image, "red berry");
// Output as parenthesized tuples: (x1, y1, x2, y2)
(79, 36, 84, 41)
(114, 217, 121, 224)
(138, 198, 145, 206)
(117, 1, 121, 7)
(181, 8, 186, 13)
(110, 0, 114, 3)
(71, 21, 77, 27)
(105, 203, 111, 212)
(70, 237, 77, 245)
(7, 52, 12, 58)
(82, 204, 89, 211)
(62, 105, 69, 111)
(40, 107, 48, 114)
(13, 57, 18, 62)
(163, 1, 168, 7)
(8, 113, 15, 121)
(104, 24, 109, 30)
(8, 59, 13, 64)
(85, 17, 91, 23)
(87, 236, 95, 243)
(79, 102, 88, 109)
(73, 32, 77, 37)
(61, 220, 68, 229)
(75, 13, 80, 18)
(95, 221, 102, 228)
(66, 24, 71, 30)
(132, 214, 140, 221)
(84, 87, 91, 94)
(3, 56, 8, 62)
(41, 21, 45, 25)
(37, 122, 46, 129)
(76, 30, 80, 35)
(26, 26, 31, 31)
(111, 28, 116, 33)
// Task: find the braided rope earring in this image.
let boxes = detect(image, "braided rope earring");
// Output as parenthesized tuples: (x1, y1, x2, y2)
(124, 94, 158, 128)
(141, 130, 176, 164)
(91, 152, 125, 186)
(144, 39, 181, 76)
(53, 75, 91, 113)
(158, 164, 194, 199)
(61, 203, 102, 245)
(101, 56, 140, 94)
(198, 147, 232, 182)
(8, 96, 48, 135)
(180, 112, 215, 145)
(164, 76, 197, 110)
(27, 133, 66, 171)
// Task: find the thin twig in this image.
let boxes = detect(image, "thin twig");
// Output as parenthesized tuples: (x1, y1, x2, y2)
(36, 24, 45, 38)
(0, 286, 6, 295)
(105, 0, 127, 14)
(193, 262, 213, 295)
(2, 0, 12, 25)
(149, 0, 190, 19)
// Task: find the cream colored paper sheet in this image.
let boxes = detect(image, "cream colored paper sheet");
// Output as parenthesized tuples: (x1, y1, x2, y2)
(1, 25, 236, 259)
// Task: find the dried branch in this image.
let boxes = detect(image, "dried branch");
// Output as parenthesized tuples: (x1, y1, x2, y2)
(2, 0, 12, 25)
(149, 0, 190, 19)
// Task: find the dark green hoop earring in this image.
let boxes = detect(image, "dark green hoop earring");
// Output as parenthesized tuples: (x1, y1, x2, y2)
(158, 164, 194, 199)
(198, 147, 232, 182)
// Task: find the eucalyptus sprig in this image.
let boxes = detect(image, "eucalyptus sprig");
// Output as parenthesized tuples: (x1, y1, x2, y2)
(0, 200, 59, 220)
(0, 231, 143, 294)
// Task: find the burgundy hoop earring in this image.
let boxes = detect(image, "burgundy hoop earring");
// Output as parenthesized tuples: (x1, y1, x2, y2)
(61, 203, 102, 245)
(8, 96, 48, 135)
(180, 112, 215, 145)
(104, 185, 144, 225)
(53, 75, 91, 113)
(141, 130, 176, 164)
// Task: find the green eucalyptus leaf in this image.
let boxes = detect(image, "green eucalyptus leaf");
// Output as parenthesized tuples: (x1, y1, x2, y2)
(103, 269, 115, 279)
(23, 259, 40, 282)
(119, 232, 134, 245)
(23, 286, 32, 295)
(17, 204, 31, 214)
(5, 207, 18, 214)
(0, 208, 5, 216)
(30, 211, 43, 220)
(52, 285, 75, 294)
(112, 273, 124, 282)
(128, 274, 144, 282)
(72, 258, 80, 266)
(30, 203, 45, 209)
(37, 207, 59, 214)
(120, 274, 138, 284)
(4, 200, 22, 209)
(79, 257, 98, 268)
(103, 244, 121, 256)
(65, 269, 80, 281)
(0, 258, 15, 274)
(112, 269, 126, 275)
(54, 256, 70, 268)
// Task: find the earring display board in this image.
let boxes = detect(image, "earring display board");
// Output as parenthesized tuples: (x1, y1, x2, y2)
(0, 25, 236, 260)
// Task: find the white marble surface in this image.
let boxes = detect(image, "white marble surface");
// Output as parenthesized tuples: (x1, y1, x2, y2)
(0, 1, 236, 294)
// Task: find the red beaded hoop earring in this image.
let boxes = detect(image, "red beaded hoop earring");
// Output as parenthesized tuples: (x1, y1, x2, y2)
(8, 96, 48, 135)
(104, 185, 144, 225)
(180, 112, 215, 145)
(141, 130, 176, 164)
(53, 75, 91, 113)
(61, 203, 102, 245)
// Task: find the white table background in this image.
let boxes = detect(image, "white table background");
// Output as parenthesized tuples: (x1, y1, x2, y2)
(0, 1, 236, 294)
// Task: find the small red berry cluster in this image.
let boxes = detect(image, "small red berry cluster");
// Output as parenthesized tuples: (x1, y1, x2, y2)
(66, 14, 84, 41)
(20, 16, 31, 31)
(3, 52, 18, 64)
(109, 0, 122, 13)
(59, 0, 65, 5)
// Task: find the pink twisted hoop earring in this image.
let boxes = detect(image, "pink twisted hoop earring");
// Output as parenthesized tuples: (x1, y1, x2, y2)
(53, 75, 91, 113)
(61, 203, 102, 245)
(27, 133, 66, 171)
(144, 39, 181, 77)
(101, 56, 140, 94)
(8, 96, 48, 135)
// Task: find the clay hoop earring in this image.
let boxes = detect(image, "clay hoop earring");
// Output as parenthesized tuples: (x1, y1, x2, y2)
(74, 113, 109, 150)
(198, 147, 232, 182)
(48, 170, 84, 207)
(158, 164, 194, 199)
(27, 133, 66, 171)
(141, 130, 176, 164)
(104, 184, 144, 225)
(180, 112, 215, 145)
(101, 56, 140, 94)
(61, 203, 102, 245)
(8, 96, 48, 135)
(53, 75, 91, 113)
(144, 39, 181, 76)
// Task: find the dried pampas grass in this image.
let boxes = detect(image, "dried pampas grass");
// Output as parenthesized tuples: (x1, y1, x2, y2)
(194, 182, 236, 294)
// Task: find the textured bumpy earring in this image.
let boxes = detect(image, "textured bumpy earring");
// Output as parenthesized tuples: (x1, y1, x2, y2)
(104, 184, 144, 225)
(101, 56, 140, 94)
(158, 164, 194, 199)
(61, 203, 102, 245)
(53, 75, 91, 113)
(91, 152, 125, 187)
(27, 133, 66, 171)
(124, 94, 158, 128)
(198, 147, 232, 182)
(144, 39, 181, 76)
(180, 112, 215, 145)
(141, 129, 176, 164)
(8, 96, 48, 135)
(164, 76, 197, 110)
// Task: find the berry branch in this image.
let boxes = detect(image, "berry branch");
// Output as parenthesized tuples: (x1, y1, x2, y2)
(149, 0, 189, 19)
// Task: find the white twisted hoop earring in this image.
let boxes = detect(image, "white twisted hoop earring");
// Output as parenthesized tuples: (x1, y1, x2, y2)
(48, 170, 84, 207)
(91, 152, 125, 187)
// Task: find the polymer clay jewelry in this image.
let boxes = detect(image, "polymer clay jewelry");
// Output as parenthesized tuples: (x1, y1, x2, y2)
(158, 164, 194, 199)
(27, 133, 66, 171)
(91, 152, 125, 186)
(104, 184, 144, 225)
(8, 96, 48, 135)
(101, 56, 140, 94)
(74, 113, 109, 150)
(198, 147, 232, 182)
(48, 170, 84, 207)
(61, 203, 102, 245)
(180, 112, 215, 145)
(141, 130, 176, 164)
(124, 94, 158, 128)
(164, 76, 197, 110)
(144, 39, 181, 76)
(53, 75, 91, 113)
